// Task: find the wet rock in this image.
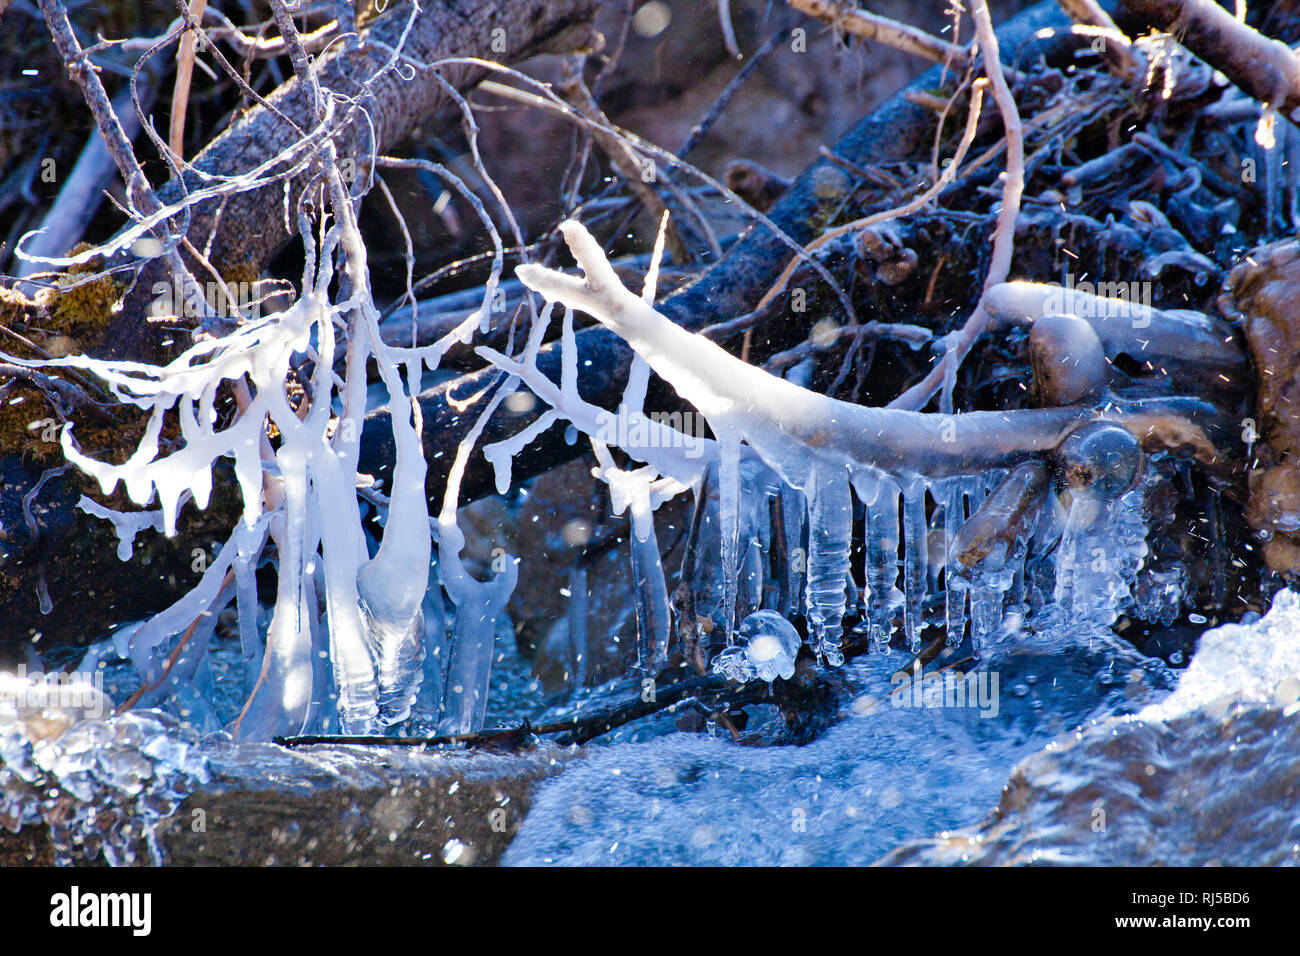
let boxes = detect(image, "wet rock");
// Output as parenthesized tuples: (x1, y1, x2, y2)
(0, 683, 570, 866)
(0, 678, 207, 866)
(153, 741, 570, 867)
(879, 591, 1300, 865)
(1221, 240, 1300, 575)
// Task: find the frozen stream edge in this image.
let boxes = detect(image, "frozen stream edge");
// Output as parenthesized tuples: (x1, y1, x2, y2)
(504, 593, 1300, 867)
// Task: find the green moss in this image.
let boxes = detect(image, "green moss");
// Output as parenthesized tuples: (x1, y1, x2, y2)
(47, 243, 122, 334)
(222, 259, 261, 287)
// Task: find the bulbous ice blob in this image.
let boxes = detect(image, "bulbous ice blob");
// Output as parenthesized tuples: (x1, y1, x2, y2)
(711, 611, 802, 683)
(739, 610, 801, 682)
(1054, 421, 1143, 501)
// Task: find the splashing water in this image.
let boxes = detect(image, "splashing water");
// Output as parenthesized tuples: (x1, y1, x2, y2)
(0, 674, 207, 865)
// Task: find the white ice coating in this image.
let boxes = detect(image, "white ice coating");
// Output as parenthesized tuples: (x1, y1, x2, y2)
(76, 497, 165, 561)
(7, 185, 513, 738)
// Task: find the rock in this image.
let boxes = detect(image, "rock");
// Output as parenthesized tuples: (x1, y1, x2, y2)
(1220, 239, 1300, 575)
(879, 591, 1300, 865)
(153, 741, 570, 867)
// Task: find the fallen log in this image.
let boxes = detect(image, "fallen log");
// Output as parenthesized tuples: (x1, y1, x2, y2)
(99, 0, 600, 364)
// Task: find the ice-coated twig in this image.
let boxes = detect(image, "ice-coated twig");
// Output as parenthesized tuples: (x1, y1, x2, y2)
(514, 220, 1070, 655)
(517, 221, 1087, 481)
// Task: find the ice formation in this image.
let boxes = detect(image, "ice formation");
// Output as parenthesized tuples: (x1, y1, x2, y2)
(5, 176, 1228, 741)
(509, 219, 1178, 675)
(4, 177, 517, 739)
(0, 672, 208, 865)
(712, 610, 802, 684)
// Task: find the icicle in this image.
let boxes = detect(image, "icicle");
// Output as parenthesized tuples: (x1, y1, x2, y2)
(596, 448, 673, 672)
(861, 476, 903, 651)
(484, 409, 559, 495)
(765, 484, 803, 617)
(805, 463, 853, 665)
(436, 386, 518, 735)
(236, 449, 320, 739)
(782, 484, 807, 618)
(414, 559, 448, 725)
(232, 520, 267, 696)
(969, 581, 1004, 647)
(718, 434, 742, 642)
(940, 478, 969, 646)
(621, 357, 651, 418)
(900, 479, 928, 651)
(1044, 481, 1149, 637)
(629, 529, 671, 670)
(76, 498, 164, 561)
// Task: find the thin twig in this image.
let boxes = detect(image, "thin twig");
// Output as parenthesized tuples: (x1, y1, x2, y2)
(753, 80, 986, 313)
(168, 0, 209, 158)
(680, 28, 785, 159)
(790, 0, 971, 68)
(889, 0, 1025, 413)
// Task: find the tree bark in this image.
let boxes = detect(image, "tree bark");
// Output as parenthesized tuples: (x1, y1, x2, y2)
(105, 0, 599, 363)
(1119, 0, 1300, 116)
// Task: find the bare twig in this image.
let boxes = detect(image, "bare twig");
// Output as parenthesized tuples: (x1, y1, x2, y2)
(557, 56, 690, 263)
(680, 28, 785, 159)
(1057, 0, 1138, 78)
(15, 77, 157, 281)
(889, 0, 1025, 413)
(754, 79, 986, 312)
(168, 0, 209, 158)
(790, 0, 971, 68)
(35, 0, 209, 320)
